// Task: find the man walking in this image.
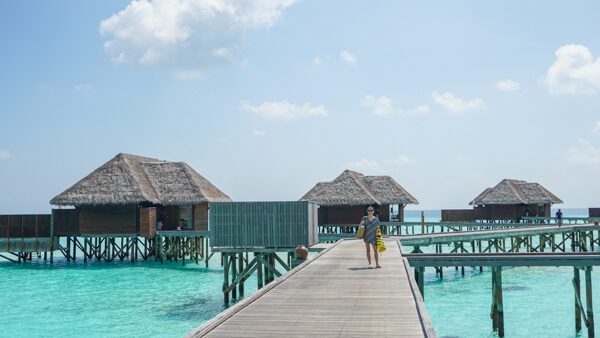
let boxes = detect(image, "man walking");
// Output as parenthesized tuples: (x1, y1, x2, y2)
(555, 209, 563, 227)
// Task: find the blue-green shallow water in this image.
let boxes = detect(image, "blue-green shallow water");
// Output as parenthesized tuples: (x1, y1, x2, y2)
(425, 265, 599, 338)
(0, 254, 255, 338)
(1, 208, 596, 337)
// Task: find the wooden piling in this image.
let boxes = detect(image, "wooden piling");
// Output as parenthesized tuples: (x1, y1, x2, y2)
(238, 252, 244, 296)
(223, 253, 230, 304)
(585, 267, 594, 337)
(491, 267, 504, 337)
(232, 253, 237, 299)
(257, 253, 263, 289)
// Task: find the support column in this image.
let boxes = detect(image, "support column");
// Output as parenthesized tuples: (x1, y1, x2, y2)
(256, 253, 263, 289)
(491, 267, 505, 337)
(574, 267, 582, 333)
(231, 253, 237, 299)
(586, 267, 594, 338)
(238, 252, 244, 296)
(414, 267, 424, 298)
(223, 253, 230, 304)
(49, 210, 54, 264)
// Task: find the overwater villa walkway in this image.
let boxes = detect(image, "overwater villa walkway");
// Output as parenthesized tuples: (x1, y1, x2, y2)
(187, 238, 435, 337)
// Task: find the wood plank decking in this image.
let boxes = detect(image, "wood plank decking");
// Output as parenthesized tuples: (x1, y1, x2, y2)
(188, 239, 435, 337)
(399, 223, 600, 246)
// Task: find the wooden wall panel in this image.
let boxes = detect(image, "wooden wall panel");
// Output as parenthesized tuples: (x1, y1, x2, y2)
(193, 203, 209, 231)
(78, 205, 136, 234)
(139, 207, 156, 237)
(441, 209, 475, 222)
(53, 209, 79, 236)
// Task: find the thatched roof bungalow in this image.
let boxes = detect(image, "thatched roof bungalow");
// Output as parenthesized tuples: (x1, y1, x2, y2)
(469, 179, 563, 220)
(300, 170, 418, 224)
(50, 153, 231, 236)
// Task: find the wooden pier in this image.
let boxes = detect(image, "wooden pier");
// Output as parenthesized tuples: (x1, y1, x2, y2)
(187, 238, 436, 337)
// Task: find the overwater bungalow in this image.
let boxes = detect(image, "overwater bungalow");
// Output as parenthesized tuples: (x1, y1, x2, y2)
(469, 179, 563, 220)
(300, 169, 418, 224)
(50, 153, 232, 236)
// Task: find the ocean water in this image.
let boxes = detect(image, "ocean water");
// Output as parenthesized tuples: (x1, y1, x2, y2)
(0, 208, 597, 337)
(0, 253, 256, 338)
(424, 265, 600, 337)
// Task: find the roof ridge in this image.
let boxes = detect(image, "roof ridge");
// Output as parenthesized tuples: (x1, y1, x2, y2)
(350, 173, 380, 205)
(506, 180, 527, 204)
(180, 162, 208, 200)
(123, 154, 160, 202)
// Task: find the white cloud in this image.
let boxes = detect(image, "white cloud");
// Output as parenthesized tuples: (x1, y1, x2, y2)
(361, 95, 392, 116)
(313, 57, 322, 65)
(408, 105, 430, 114)
(564, 138, 600, 167)
(595, 121, 600, 135)
(385, 155, 415, 165)
(74, 84, 94, 94)
(0, 150, 12, 160)
(175, 70, 203, 79)
(252, 129, 266, 136)
(242, 100, 327, 120)
(340, 50, 357, 65)
(546, 44, 600, 95)
(347, 158, 384, 173)
(432, 91, 486, 113)
(495, 80, 520, 92)
(100, 0, 297, 70)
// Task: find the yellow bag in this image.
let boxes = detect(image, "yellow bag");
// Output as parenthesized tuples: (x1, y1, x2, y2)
(357, 225, 365, 239)
(376, 228, 386, 253)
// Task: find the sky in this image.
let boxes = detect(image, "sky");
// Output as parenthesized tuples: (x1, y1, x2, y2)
(1, 1, 600, 213)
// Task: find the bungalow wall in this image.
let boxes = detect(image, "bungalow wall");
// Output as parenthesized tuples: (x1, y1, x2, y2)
(317, 204, 392, 224)
(474, 204, 551, 220)
(193, 202, 209, 231)
(78, 205, 137, 234)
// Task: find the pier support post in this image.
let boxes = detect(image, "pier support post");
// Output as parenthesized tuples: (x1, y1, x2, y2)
(585, 267, 594, 338)
(414, 267, 424, 298)
(257, 253, 263, 289)
(491, 267, 504, 337)
(223, 253, 230, 304)
(232, 253, 237, 299)
(238, 253, 244, 296)
(574, 267, 582, 333)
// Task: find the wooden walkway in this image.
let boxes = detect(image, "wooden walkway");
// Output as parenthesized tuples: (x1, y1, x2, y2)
(399, 223, 600, 246)
(188, 239, 436, 337)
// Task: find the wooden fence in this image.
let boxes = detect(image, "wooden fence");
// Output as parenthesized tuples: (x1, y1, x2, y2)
(0, 214, 51, 238)
(441, 209, 475, 222)
(209, 201, 319, 248)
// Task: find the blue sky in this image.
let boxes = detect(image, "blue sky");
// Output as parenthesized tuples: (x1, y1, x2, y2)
(1, 1, 600, 213)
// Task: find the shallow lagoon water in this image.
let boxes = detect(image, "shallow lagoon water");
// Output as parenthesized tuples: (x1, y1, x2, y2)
(0, 254, 253, 337)
(1, 209, 598, 337)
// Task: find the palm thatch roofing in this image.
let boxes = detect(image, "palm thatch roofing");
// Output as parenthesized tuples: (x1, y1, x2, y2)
(300, 170, 419, 206)
(50, 153, 232, 206)
(469, 179, 563, 206)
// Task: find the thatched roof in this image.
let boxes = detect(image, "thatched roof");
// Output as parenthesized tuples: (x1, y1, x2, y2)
(469, 179, 563, 206)
(50, 153, 232, 206)
(300, 170, 419, 206)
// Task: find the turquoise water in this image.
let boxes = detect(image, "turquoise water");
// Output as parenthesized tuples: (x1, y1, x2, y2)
(1, 209, 597, 337)
(0, 253, 254, 337)
(425, 265, 599, 337)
